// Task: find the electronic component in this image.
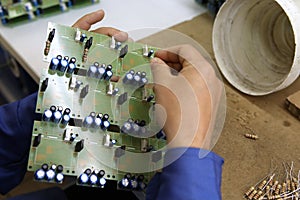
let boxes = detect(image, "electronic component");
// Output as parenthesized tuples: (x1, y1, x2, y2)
(44, 29, 55, 56)
(82, 36, 93, 62)
(80, 84, 89, 99)
(28, 22, 166, 192)
(40, 78, 48, 92)
(119, 44, 128, 58)
(74, 139, 84, 152)
(0, 1, 100, 25)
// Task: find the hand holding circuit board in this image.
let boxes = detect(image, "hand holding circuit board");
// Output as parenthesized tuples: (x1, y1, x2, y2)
(27, 9, 225, 192)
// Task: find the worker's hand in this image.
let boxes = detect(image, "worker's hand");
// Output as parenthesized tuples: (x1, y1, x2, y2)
(72, 9, 128, 42)
(150, 45, 224, 150)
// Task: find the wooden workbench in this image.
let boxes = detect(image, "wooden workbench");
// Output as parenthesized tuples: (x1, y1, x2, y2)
(171, 13, 300, 200)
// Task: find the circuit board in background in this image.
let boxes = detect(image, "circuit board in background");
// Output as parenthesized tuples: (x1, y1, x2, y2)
(0, 0, 99, 25)
(27, 22, 167, 191)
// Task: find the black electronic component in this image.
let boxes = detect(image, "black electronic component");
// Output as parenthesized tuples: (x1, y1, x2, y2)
(82, 37, 93, 62)
(146, 94, 154, 102)
(98, 170, 105, 177)
(117, 92, 128, 105)
(106, 64, 112, 71)
(40, 78, 49, 92)
(41, 163, 49, 171)
(89, 111, 96, 118)
(152, 151, 162, 162)
(97, 113, 103, 119)
(85, 37, 93, 49)
(50, 105, 56, 112)
(69, 57, 76, 64)
(75, 139, 84, 152)
(42, 109, 52, 121)
(156, 130, 167, 140)
(80, 33, 87, 43)
(63, 56, 69, 61)
(49, 57, 59, 70)
(80, 84, 89, 99)
(119, 44, 128, 58)
(104, 70, 113, 81)
(44, 29, 55, 55)
(141, 72, 146, 78)
(112, 87, 119, 96)
(70, 133, 76, 142)
(84, 168, 92, 175)
(139, 120, 146, 127)
(147, 49, 154, 57)
(74, 80, 83, 91)
(57, 106, 63, 113)
(32, 133, 42, 147)
(56, 165, 63, 173)
(102, 113, 109, 121)
(115, 41, 122, 50)
(63, 108, 71, 115)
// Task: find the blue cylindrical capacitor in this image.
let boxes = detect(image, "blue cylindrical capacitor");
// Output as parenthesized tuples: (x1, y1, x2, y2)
(99, 177, 106, 187)
(55, 173, 64, 183)
(97, 66, 106, 79)
(104, 70, 113, 81)
(59, 59, 68, 72)
(49, 58, 59, 70)
(61, 114, 70, 125)
(34, 169, 45, 180)
(67, 63, 76, 74)
(52, 110, 62, 123)
(42, 109, 52, 121)
(87, 64, 97, 78)
(89, 173, 98, 185)
(123, 73, 133, 84)
(93, 117, 102, 129)
(101, 120, 110, 130)
(45, 169, 55, 181)
(83, 116, 94, 128)
(78, 173, 89, 184)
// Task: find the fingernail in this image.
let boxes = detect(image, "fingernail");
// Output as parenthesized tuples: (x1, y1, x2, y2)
(151, 57, 162, 64)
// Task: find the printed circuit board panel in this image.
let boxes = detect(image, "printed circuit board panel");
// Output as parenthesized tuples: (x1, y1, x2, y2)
(27, 22, 167, 192)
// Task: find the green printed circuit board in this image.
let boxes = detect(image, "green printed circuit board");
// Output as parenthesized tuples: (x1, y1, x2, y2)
(0, 0, 99, 25)
(27, 22, 167, 191)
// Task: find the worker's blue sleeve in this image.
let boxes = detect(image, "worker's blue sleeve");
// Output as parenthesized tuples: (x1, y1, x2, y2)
(0, 92, 39, 195)
(146, 148, 224, 200)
